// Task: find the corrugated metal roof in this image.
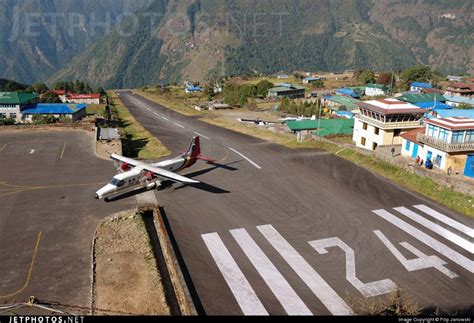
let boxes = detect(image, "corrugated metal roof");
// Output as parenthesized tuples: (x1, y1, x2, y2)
(411, 82, 432, 88)
(324, 95, 360, 111)
(286, 120, 320, 131)
(313, 119, 355, 137)
(21, 103, 87, 114)
(99, 128, 120, 140)
(287, 119, 355, 135)
(443, 95, 474, 106)
(428, 109, 474, 119)
(0, 92, 37, 104)
(398, 93, 446, 103)
(414, 102, 451, 110)
(336, 88, 360, 98)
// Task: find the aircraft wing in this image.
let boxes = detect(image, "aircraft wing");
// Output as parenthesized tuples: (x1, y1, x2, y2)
(111, 154, 144, 168)
(138, 165, 200, 184)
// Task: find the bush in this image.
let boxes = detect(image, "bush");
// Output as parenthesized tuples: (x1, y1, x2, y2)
(346, 289, 421, 316)
(0, 117, 15, 125)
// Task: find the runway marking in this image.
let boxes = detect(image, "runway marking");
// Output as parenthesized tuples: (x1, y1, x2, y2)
(60, 142, 67, 160)
(230, 228, 312, 315)
(372, 209, 474, 273)
(0, 144, 6, 152)
(229, 148, 262, 170)
(413, 205, 474, 238)
(309, 237, 397, 297)
(153, 112, 160, 117)
(257, 225, 353, 315)
(394, 207, 473, 253)
(0, 232, 42, 299)
(374, 230, 458, 279)
(29, 149, 35, 154)
(162, 116, 169, 121)
(0, 181, 106, 198)
(174, 123, 185, 129)
(201, 232, 268, 315)
(193, 132, 210, 140)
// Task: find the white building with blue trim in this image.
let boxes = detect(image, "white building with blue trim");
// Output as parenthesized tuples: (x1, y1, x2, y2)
(401, 117, 474, 178)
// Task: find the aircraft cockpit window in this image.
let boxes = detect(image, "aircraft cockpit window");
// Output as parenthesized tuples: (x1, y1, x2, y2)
(111, 179, 125, 187)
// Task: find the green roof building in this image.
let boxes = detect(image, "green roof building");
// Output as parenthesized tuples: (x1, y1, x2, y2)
(322, 95, 360, 112)
(0, 92, 38, 121)
(0, 92, 37, 105)
(268, 84, 306, 99)
(286, 118, 355, 137)
(397, 93, 446, 104)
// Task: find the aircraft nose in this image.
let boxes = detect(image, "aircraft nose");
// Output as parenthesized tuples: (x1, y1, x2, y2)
(94, 194, 99, 200)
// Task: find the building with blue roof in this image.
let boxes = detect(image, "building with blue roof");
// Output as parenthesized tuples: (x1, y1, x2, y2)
(410, 82, 433, 92)
(336, 88, 361, 99)
(185, 86, 202, 93)
(414, 102, 451, 110)
(443, 95, 474, 108)
(303, 76, 322, 84)
(426, 109, 474, 119)
(21, 103, 87, 122)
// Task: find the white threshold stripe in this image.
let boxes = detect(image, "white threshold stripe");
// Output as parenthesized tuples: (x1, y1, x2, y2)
(193, 132, 210, 140)
(201, 233, 268, 316)
(230, 228, 312, 315)
(174, 123, 185, 129)
(229, 148, 262, 170)
(413, 205, 474, 238)
(162, 116, 169, 121)
(153, 112, 160, 116)
(257, 225, 353, 315)
(373, 210, 474, 273)
(394, 207, 473, 253)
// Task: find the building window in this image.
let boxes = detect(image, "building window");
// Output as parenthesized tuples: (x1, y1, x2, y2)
(394, 129, 401, 137)
(405, 141, 411, 151)
(374, 127, 380, 135)
(452, 131, 464, 144)
(434, 155, 442, 167)
(362, 122, 368, 130)
(439, 128, 448, 142)
(466, 130, 474, 143)
(372, 142, 378, 150)
(361, 137, 366, 146)
(10, 113, 17, 119)
(427, 125, 435, 137)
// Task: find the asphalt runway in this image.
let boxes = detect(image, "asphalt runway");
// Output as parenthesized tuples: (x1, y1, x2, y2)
(0, 130, 134, 309)
(118, 91, 474, 316)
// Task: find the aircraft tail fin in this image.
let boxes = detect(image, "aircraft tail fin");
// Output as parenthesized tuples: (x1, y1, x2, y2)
(186, 136, 201, 158)
(184, 136, 216, 163)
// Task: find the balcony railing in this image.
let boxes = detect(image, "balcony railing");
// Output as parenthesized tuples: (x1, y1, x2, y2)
(417, 133, 474, 153)
(356, 114, 422, 130)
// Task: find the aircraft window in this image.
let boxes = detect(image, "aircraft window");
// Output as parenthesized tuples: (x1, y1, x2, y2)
(111, 179, 125, 187)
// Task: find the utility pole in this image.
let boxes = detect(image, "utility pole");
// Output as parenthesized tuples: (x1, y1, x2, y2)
(317, 98, 322, 141)
(390, 71, 395, 96)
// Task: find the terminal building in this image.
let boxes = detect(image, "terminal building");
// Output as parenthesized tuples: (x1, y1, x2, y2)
(0, 92, 87, 123)
(0, 92, 37, 120)
(268, 84, 305, 99)
(353, 98, 425, 151)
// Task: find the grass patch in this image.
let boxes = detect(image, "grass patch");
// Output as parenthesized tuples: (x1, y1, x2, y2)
(87, 104, 107, 117)
(136, 89, 205, 117)
(108, 91, 171, 160)
(202, 117, 474, 217)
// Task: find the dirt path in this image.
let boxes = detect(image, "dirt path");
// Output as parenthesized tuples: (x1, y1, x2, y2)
(94, 210, 171, 315)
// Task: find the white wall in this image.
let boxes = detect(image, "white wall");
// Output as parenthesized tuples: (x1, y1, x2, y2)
(420, 145, 448, 170)
(365, 88, 386, 97)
